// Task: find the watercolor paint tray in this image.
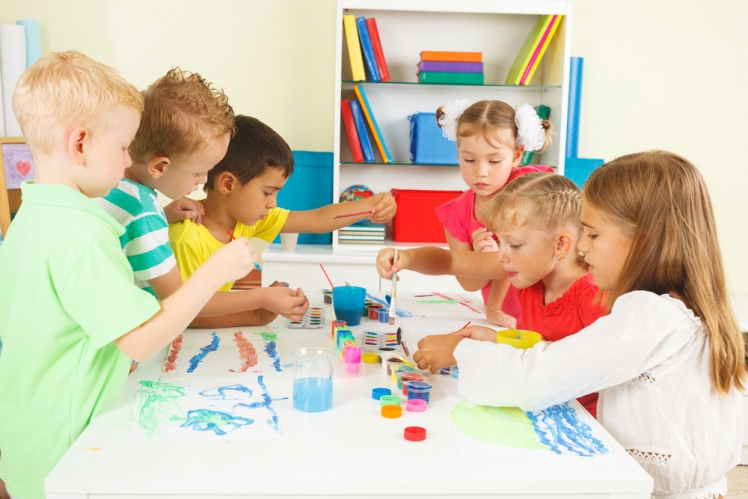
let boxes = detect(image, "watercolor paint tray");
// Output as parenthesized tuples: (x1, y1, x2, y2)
(288, 306, 325, 329)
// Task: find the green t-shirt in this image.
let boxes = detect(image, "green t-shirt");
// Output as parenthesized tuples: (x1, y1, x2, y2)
(0, 182, 161, 499)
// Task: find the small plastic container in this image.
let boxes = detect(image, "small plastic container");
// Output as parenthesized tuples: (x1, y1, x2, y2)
(343, 346, 362, 375)
(400, 372, 426, 394)
(386, 357, 404, 377)
(452, 366, 460, 379)
(368, 307, 379, 320)
(392, 365, 415, 383)
(379, 395, 401, 407)
(331, 320, 346, 340)
(381, 405, 402, 418)
(372, 387, 391, 400)
(378, 309, 390, 323)
(404, 426, 427, 441)
(406, 399, 427, 413)
(406, 381, 433, 404)
(496, 329, 543, 349)
(333, 286, 366, 326)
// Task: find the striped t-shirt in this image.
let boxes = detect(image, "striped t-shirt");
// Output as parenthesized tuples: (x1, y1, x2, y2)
(94, 178, 175, 296)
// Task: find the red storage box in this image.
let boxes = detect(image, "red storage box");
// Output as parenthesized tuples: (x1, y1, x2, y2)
(390, 189, 463, 243)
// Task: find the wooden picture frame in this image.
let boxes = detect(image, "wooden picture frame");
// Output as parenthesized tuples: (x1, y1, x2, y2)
(0, 137, 33, 239)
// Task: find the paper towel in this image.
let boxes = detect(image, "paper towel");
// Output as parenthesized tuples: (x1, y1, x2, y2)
(0, 24, 26, 137)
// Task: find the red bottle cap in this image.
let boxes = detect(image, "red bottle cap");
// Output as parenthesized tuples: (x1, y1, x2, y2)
(404, 426, 426, 441)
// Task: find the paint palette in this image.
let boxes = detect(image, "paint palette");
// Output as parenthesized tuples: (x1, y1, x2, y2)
(288, 306, 325, 329)
(163, 331, 285, 374)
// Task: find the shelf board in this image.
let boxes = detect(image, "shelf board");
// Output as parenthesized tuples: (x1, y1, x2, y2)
(340, 161, 458, 167)
(336, 239, 449, 252)
(342, 80, 561, 90)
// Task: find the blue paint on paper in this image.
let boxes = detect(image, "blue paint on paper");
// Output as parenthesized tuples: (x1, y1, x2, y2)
(282, 363, 293, 369)
(233, 375, 287, 432)
(186, 332, 220, 373)
(264, 340, 282, 372)
(366, 293, 414, 318)
(179, 408, 254, 435)
(527, 403, 608, 456)
(199, 384, 253, 400)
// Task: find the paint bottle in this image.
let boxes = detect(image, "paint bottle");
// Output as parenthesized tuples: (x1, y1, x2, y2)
(292, 348, 334, 412)
(406, 381, 433, 404)
(343, 346, 362, 375)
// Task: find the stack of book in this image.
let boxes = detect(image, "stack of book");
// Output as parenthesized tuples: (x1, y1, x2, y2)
(343, 15, 390, 82)
(505, 15, 563, 85)
(340, 84, 393, 164)
(418, 51, 484, 85)
(338, 221, 386, 245)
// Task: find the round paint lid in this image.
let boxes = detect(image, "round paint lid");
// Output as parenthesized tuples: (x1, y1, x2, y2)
(381, 405, 402, 418)
(406, 399, 427, 412)
(379, 395, 401, 406)
(371, 387, 391, 400)
(362, 352, 380, 364)
(404, 426, 426, 441)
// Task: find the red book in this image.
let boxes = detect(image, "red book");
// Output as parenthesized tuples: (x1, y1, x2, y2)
(366, 18, 390, 82)
(341, 100, 364, 162)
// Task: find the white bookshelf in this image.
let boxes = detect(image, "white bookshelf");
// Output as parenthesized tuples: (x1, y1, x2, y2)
(332, 0, 574, 251)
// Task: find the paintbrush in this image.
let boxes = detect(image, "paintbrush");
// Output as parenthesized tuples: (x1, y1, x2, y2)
(333, 210, 371, 220)
(389, 249, 397, 325)
(226, 230, 262, 271)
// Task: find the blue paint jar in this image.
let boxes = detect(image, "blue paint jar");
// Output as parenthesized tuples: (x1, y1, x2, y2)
(406, 381, 433, 404)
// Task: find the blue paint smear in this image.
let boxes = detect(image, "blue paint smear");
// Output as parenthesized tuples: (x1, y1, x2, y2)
(186, 332, 220, 373)
(180, 408, 254, 435)
(282, 363, 293, 369)
(366, 293, 415, 318)
(199, 384, 253, 400)
(263, 340, 282, 372)
(233, 375, 288, 433)
(527, 403, 608, 456)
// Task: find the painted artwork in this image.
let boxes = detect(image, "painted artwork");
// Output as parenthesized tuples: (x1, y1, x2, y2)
(450, 400, 609, 457)
(367, 292, 485, 321)
(163, 331, 286, 374)
(130, 375, 287, 442)
(2, 144, 35, 188)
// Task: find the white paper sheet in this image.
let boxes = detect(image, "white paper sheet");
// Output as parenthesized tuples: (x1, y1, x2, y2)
(129, 375, 287, 442)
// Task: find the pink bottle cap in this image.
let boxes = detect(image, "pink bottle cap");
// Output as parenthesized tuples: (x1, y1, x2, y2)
(406, 399, 427, 412)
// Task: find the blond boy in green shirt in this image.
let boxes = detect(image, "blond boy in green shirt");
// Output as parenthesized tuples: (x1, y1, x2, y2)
(0, 51, 254, 499)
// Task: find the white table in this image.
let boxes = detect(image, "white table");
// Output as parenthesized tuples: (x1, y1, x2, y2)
(46, 293, 653, 498)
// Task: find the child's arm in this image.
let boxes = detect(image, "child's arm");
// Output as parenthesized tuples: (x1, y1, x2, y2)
(376, 246, 506, 280)
(445, 230, 491, 292)
(189, 308, 278, 328)
(485, 279, 517, 328)
(281, 192, 396, 233)
(113, 238, 255, 361)
(149, 267, 308, 321)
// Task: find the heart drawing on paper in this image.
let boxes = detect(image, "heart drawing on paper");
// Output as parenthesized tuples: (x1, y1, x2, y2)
(16, 160, 31, 177)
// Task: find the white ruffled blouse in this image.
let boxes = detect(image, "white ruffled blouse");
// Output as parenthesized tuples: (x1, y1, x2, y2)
(454, 291, 743, 499)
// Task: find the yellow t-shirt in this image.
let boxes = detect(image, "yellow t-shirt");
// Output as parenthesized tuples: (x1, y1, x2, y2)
(169, 207, 290, 291)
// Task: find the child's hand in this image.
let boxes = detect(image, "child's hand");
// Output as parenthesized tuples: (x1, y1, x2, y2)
(413, 334, 465, 372)
(369, 192, 397, 224)
(164, 196, 205, 225)
(261, 286, 309, 322)
(487, 310, 518, 329)
(269, 280, 290, 288)
(472, 227, 499, 253)
(451, 325, 497, 342)
(205, 237, 256, 285)
(376, 248, 411, 278)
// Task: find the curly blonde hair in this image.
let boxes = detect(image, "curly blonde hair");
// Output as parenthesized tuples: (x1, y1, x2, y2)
(129, 67, 236, 164)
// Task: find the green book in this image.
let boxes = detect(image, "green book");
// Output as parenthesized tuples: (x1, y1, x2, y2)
(520, 104, 551, 166)
(418, 71, 484, 85)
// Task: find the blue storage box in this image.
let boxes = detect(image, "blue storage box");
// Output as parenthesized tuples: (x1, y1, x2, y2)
(564, 157, 605, 188)
(408, 112, 459, 165)
(273, 151, 333, 245)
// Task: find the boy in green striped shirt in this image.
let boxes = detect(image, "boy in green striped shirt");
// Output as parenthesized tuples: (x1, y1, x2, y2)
(95, 68, 308, 326)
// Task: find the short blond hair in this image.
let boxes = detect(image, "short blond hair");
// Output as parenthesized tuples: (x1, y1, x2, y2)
(129, 68, 236, 164)
(12, 50, 143, 157)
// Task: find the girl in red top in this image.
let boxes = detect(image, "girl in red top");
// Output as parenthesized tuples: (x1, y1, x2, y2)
(433, 99, 553, 330)
(377, 172, 606, 416)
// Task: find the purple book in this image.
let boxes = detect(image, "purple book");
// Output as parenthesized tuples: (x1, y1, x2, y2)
(417, 61, 484, 73)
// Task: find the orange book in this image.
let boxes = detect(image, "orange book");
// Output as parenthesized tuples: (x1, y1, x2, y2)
(420, 51, 482, 63)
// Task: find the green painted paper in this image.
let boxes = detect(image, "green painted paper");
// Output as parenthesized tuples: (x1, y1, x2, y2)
(415, 299, 458, 304)
(450, 401, 547, 450)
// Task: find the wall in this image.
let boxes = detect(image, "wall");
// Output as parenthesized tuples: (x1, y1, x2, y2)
(1, 0, 746, 293)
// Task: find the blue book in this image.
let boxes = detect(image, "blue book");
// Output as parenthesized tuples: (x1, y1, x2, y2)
(356, 17, 380, 82)
(354, 85, 393, 163)
(350, 100, 375, 163)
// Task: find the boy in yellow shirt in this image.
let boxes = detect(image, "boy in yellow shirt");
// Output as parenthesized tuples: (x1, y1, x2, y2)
(170, 115, 396, 328)
(0, 51, 254, 499)
(95, 69, 308, 327)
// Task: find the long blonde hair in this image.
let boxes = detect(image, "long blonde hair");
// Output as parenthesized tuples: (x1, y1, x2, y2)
(583, 151, 745, 394)
(483, 172, 586, 268)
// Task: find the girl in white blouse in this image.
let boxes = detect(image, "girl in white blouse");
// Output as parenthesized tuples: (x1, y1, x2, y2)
(413, 151, 745, 499)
